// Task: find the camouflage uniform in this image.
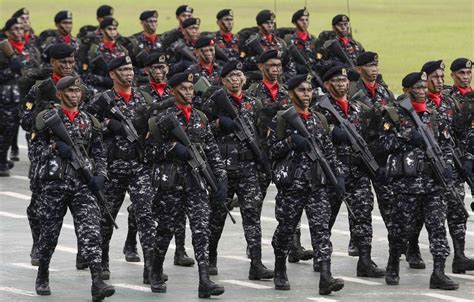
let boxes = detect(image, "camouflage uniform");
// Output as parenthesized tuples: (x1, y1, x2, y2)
(215, 31, 240, 61)
(319, 36, 364, 68)
(242, 32, 287, 72)
(187, 63, 222, 87)
(128, 32, 162, 85)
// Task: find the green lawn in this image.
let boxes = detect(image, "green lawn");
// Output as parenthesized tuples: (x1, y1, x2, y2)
(1, 0, 473, 94)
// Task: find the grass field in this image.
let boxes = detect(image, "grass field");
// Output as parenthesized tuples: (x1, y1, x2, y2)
(1, 0, 473, 94)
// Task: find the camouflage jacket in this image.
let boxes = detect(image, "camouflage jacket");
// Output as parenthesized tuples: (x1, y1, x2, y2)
(320, 37, 364, 68)
(187, 62, 222, 86)
(0, 40, 41, 86)
(215, 31, 240, 60)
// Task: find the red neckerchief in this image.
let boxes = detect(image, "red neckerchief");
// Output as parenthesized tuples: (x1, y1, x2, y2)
(364, 81, 378, 97)
(296, 31, 308, 42)
(200, 62, 214, 74)
(262, 32, 273, 43)
(262, 80, 279, 101)
(176, 104, 192, 123)
(427, 92, 442, 108)
(230, 92, 243, 105)
(115, 89, 132, 104)
(336, 98, 349, 116)
(9, 39, 25, 54)
(52, 72, 62, 84)
(221, 31, 233, 43)
(299, 111, 311, 120)
(144, 32, 157, 44)
(456, 85, 472, 96)
(62, 108, 79, 122)
(338, 35, 349, 47)
(103, 40, 116, 51)
(411, 100, 427, 113)
(62, 34, 71, 44)
(24, 32, 31, 44)
(150, 80, 167, 97)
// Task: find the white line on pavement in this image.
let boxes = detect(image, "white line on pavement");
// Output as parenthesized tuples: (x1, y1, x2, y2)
(0, 287, 36, 297)
(421, 293, 474, 302)
(0, 191, 30, 200)
(0, 211, 27, 219)
(56, 245, 77, 254)
(307, 298, 338, 302)
(63, 224, 74, 230)
(12, 263, 59, 272)
(446, 274, 474, 281)
(11, 175, 29, 181)
(221, 280, 272, 289)
(18, 144, 28, 150)
(339, 276, 383, 285)
(113, 283, 150, 292)
(116, 259, 143, 266)
(219, 255, 270, 264)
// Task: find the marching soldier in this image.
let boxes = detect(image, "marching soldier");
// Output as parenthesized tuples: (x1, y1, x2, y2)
(160, 4, 194, 50)
(167, 17, 201, 74)
(39, 11, 79, 60)
(187, 36, 222, 86)
(77, 4, 114, 40)
(11, 7, 38, 49)
(214, 9, 240, 61)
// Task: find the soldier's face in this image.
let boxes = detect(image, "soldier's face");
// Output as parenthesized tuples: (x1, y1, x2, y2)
(406, 81, 428, 101)
(358, 63, 379, 82)
(223, 70, 246, 93)
(104, 26, 118, 40)
(58, 86, 82, 109)
(427, 69, 444, 93)
(291, 82, 313, 109)
(142, 17, 158, 33)
(260, 20, 275, 34)
(174, 82, 194, 105)
(218, 17, 234, 33)
(146, 64, 168, 82)
(51, 56, 75, 76)
(325, 76, 349, 98)
(57, 20, 73, 35)
(110, 64, 134, 87)
(184, 25, 200, 42)
(296, 16, 309, 31)
(197, 46, 215, 64)
(451, 68, 472, 88)
(19, 14, 31, 31)
(178, 12, 193, 26)
(334, 21, 349, 37)
(259, 58, 282, 82)
(6, 24, 24, 42)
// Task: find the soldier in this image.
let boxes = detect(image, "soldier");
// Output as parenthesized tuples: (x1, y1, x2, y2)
(85, 56, 156, 282)
(147, 71, 226, 298)
(11, 8, 37, 49)
(214, 9, 240, 61)
(268, 74, 345, 295)
(33, 76, 115, 301)
(77, 4, 114, 40)
(381, 71, 458, 290)
(448, 58, 472, 99)
(39, 11, 79, 60)
(202, 60, 273, 279)
(84, 17, 128, 93)
(187, 36, 222, 86)
(160, 5, 194, 50)
(317, 65, 385, 277)
(167, 17, 201, 74)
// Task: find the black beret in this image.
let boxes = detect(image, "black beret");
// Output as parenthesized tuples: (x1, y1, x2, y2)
(356, 51, 378, 66)
(54, 11, 72, 23)
(12, 8, 29, 18)
(257, 49, 280, 63)
(4, 17, 21, 31)
(216, 9, 233, 20)
(421, 60, 445, 75)
(221, 60, 244, 77)
(288, 74, 313, 90)
(195, 36, 215, 49)
(49, 43, 75, 60)
(176, 5, 193, 16)
(56, 75, 81, 91)
(450, 58, 472, 71)
(144, 52, 169, 66)
(168, 71, 194, 87)
(100, 17, 119, 29)
(97, 5, 113, 18)
(332, 14, 349, 25)
(323, 65, 348, 81)
(291, 8, 309, 23)
(256, 10, 275, 25)
(108, 55, 132, 71)
(402, 72, 427, 88)
(182, 17, 200, 29)
(140, 10, 158, 21)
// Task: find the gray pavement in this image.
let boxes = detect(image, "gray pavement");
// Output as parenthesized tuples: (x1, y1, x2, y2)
(1, 131, 474, 302)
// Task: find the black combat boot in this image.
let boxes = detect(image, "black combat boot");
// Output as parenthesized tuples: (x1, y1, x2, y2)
(35, 262, 51, 295)
(91, 265, 115, 302)
(406, 239, 425, 269)
(143, 250, 153, 284)
(123, 227, 140, 262)
(0, 163, 10, 177)
(209, 254, 218, 276)
(430, 258, 459, 290)
(248, 247, 274, 280)
(319, 260, 344, 295)
(76, 253, 88, 270)
(101, 246, 110, 280)
(274, 256, 290, 290)
(30, 244, 39, 266)
(357, 246, 385, 278)
(385, 248, 400, 285)
(198, 264, 225, 298)
(150, 252, 166, 293)
(313, 259, 320, 272)
(288, 228, 314, 263)
(452, 238, 474, 274)
(348, 238, 359, 257)
(10, 148, 19, 161)
(174, 245, 195, 266)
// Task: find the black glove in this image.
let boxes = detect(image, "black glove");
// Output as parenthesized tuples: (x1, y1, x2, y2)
(8, 57, 23, 74)
(411, 129, 424, 147)
(461, 159, 472, 179)
(443, 165, 453, 181)
(219, 115, 235, 133)
(335, 176, 346, 195)
(173, 142, 190, 161)
(55, 141, 72, 160)
(214, 178, 228, 203)
(332, 126, 348, 144)
(291, 134, 309, 152)
(89, 175, 106, 194)
(107, 119, 124, 135)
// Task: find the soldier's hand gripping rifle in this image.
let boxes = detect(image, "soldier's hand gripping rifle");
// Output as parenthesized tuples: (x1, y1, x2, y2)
(399, 96, 469, 218)
(281, 106, 357, 220)
(244, 35, 264, 56)
(159, 114, 236, 224)
(328, 39, 356, 69)
(287, 45, 325, 92)
(43, 111, 118, 229)
(214, 90, 271, 174)
(318, 95, 379, 178)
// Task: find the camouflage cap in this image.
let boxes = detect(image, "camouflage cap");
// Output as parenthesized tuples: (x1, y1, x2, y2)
(49, 43, 75, 60)
(12, 8, 29, 18)
(182, 17, 200, 29)
(195, 36, 215, 49)
(108, 55, 132, 71)
(176, 5, 193, 16)
(54, 10, 72, 23)
(56, 75, 81, 91)
(450, 58, 472, 71)
(356, 51, 379, 66)
(168, 71, 194, 87)
(257, 49, 281, 63)
(421, 60, 445, 75)
(256, 10, 275, 25)
(323, 65, 348, 81)
(216, 9, 233, 20)
(402, 72, 427, 88)
(221, 60, 244, 77)
(291, 8, 309, 23)
(140, 10, 158, 21)
(332, 14, 349, 25)
(144, 52, 169, 66)
(100, 17, 119, 29)
(97, 5, 113, 18)
(288, 73, 313, 90)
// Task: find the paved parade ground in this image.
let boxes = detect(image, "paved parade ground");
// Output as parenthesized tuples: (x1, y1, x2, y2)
(1, 131, 474, 301)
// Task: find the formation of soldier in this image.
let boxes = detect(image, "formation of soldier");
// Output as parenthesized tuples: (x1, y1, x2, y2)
(0, 4, 473, 301)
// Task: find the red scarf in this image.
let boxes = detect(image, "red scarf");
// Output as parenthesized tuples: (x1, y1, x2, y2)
(364, 81, 378, 97)
(231, 92, 243, 105)
(24, 33, 31, 44)
(338, 36, 349, 47)
(176, 104, 192, 122)
(62, 34, 71, 44)
(150, 81, 167, 97)
(427, 92, 442, 108)
(200, 62, 214, 74)
(52, 72, 62, 84)
(296, 31, 308, 42)
(144, 32, 157, 44)
(262, 33, 273, 43)
(9, 39, 25, 54)
(262, 80, 279, 101)
(116, 90, 132, 103)
(299, 111, 311, 120)
(103, 40, 116, 51)
(336, 98, 349, 116)
(411, 100, 427, 113)
(456, 85, 472, 96)
(221, 32, 233, 43)
(62, 108, 79, 122)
